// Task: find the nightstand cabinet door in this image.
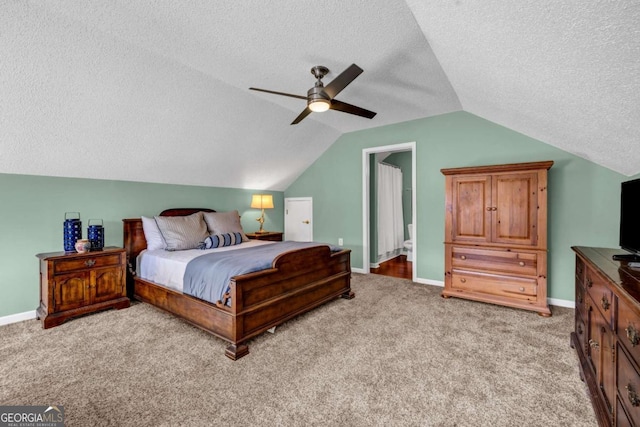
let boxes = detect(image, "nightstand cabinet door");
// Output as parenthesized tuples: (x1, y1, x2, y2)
(93, 267, 125, 304)
(54, 272, 90, 312)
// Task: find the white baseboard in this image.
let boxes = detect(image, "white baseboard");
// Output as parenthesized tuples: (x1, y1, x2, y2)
(352, 272, 576, 309)
(0, 310, 36, 326)
(548, 297, 575, 308)
(414, 277, 444, 287)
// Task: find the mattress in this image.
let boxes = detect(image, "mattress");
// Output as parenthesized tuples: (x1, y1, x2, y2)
(137, 240, 274, 293)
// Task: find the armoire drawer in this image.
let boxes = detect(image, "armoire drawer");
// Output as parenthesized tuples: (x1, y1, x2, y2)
(450, 270, 538, 301)
(451, 246, 538, 277)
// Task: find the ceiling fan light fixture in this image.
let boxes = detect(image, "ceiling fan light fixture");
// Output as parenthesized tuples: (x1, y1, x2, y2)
(308, 98, 330, 112)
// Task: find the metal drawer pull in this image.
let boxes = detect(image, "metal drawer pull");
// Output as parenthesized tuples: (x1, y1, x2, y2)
(460, 278, 466, 283)
(601, 295, 610, 311)
(589, 339, 599, 349)
(519, 287, 525, 292)
(460, 255, 466, 260)
(626, 384, 640, 407)
(626, 325, 640, 346)
(519, 261, 525, 266)
(84, 259, 96, 267)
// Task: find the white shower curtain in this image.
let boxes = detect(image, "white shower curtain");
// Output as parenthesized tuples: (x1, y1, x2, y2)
(377, 163, 404, 258)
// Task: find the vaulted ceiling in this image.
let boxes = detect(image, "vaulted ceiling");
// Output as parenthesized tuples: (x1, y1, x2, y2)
(2, 1, 638, 190)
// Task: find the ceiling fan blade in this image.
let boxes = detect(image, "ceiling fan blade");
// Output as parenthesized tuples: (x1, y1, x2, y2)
(322, 64, 363, 100)
(330, 99, 376, 119)
(249, 87, 307, 100)
(291, 107, 312, 125)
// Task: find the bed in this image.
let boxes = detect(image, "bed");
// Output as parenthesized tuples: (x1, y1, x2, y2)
(122, 208, 353, 360)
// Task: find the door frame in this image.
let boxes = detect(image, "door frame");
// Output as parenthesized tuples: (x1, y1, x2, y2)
(362, 141, 416, 281)
(284, 197, 313, 241)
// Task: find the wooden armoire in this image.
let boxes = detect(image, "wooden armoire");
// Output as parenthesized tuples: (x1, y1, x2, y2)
(441, 160, 553, 316)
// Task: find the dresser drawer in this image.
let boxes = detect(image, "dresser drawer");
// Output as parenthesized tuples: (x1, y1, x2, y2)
(575, 257, 585, 284)
(54, 253, 123, 274)
(450, 271, 538, 301)
(575, 311, 588, 355)
(585, 266, 613, 326)
(451, 246, 537, 277)
(617, 397, 633, 427)
(576, 279, 587, 321)
(618, 345, 640, 425)
(618, 296, 640, 358)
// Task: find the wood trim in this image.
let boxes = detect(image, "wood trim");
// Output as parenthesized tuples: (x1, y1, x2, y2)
(441, 160, 554, 176)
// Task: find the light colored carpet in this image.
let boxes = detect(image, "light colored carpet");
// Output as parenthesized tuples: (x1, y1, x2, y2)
(1, 274, 596, 426)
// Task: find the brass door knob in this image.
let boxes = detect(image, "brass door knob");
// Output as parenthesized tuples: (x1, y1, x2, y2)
(519, 261, 525, 266)
(302, 220, 310, 224)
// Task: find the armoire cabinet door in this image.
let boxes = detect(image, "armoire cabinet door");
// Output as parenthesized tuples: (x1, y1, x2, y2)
(491, 172, 538, 246)
(450, 175, 491, 243)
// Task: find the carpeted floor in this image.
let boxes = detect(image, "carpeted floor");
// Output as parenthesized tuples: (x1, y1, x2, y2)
(1, 274, 596, 426)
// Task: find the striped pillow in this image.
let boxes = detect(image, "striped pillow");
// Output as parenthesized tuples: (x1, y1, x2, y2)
(199, 232, 243, 249)
(154, 212, 209, 251)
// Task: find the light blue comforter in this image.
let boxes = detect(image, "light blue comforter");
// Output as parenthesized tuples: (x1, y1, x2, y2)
(183, 241, 339, 304)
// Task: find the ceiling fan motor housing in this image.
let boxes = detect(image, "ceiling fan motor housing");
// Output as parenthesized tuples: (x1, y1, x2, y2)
(307, 85, 330, 102)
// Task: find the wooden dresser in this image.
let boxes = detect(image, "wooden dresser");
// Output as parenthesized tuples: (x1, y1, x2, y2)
(441, 161, 553, 316)
(572, 246, 640, 427)
(36, 247, 129, 328)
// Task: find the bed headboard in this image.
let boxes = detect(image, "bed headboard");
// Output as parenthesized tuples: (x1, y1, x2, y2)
(122, 208, 216, 280)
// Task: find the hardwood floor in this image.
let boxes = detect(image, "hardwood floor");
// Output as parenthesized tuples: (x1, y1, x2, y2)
(370, 255, 412, 280)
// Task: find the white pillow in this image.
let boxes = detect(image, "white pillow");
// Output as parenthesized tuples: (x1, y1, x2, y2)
(141, 216, 166, 251)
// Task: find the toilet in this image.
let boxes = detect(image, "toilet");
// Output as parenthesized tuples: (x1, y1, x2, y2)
(403, 224, 413, 262)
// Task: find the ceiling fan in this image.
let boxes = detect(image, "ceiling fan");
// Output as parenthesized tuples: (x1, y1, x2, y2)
(249, 64, 377, 125)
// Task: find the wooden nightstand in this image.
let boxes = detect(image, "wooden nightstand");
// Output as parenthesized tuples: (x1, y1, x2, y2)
(246, 231, 283, 242)
(36, 247, 129, 328)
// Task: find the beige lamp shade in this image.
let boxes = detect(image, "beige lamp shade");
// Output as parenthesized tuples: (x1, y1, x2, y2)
(250, 194, 274, 209)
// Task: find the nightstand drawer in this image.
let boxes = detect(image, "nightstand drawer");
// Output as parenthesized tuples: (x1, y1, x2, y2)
(54, 253, 122, 274)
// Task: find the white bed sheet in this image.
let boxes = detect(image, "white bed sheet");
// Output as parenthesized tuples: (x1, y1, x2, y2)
(137, 240, 274, 293)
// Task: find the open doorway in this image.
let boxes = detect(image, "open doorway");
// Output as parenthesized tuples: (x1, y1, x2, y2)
(362, 142, 416, 281)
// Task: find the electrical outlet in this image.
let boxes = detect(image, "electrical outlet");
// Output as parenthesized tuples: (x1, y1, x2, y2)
(338, 238, 343, 246)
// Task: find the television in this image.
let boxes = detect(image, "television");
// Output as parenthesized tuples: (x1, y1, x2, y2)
(614, 178, 640, 262)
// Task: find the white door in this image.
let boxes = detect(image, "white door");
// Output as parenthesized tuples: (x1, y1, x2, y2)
(285, 197, 313, 241)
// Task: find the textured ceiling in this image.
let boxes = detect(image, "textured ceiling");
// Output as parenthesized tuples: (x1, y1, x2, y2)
(1, 1, 638, 191)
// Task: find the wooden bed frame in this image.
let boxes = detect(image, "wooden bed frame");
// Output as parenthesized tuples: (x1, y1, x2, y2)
(122, 208, 353, 360)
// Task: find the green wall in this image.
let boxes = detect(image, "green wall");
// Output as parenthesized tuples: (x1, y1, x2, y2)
(285, 111, 627, 302)
(0, 174, 283, 318)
